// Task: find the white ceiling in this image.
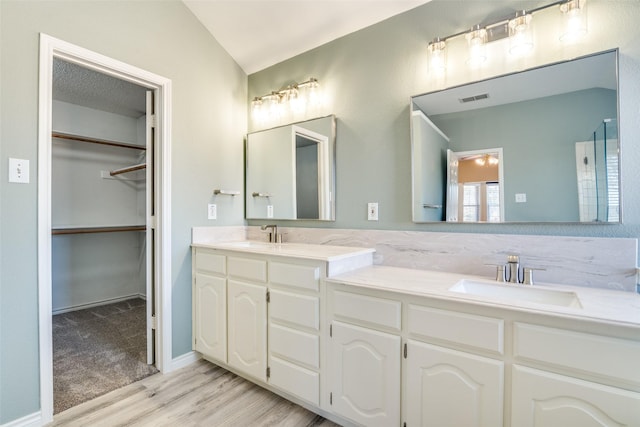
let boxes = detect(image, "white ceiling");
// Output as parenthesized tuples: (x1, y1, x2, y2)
(182, 0, 431, 75)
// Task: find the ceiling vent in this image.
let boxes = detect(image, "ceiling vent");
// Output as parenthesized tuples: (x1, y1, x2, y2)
(459, 93, 489, 103)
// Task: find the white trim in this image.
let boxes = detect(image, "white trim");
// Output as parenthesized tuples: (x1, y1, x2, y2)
(51, 294, 145, 315)
(0, 412, 42, 427)
(37, 33, 173, 424)
(171, 351, 201, 371)
(411, 109, 450, 142)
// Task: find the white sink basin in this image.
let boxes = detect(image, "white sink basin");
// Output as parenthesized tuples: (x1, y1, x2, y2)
(449, 279, 582, 308)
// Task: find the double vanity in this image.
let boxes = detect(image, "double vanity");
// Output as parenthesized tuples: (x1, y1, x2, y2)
(192, 240, 640, 427)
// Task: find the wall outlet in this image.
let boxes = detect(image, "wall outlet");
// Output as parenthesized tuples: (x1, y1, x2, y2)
(207, 203, 217, 220)
(367, 202, 379, 221)
(8, 158, 29, 183)
(267, 205, 274, 218)
(515, 193, 527, 203)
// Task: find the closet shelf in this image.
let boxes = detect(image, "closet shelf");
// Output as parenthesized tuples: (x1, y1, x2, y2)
(110, 163, 146, 176)
(51, 225, 146, 235)
(52, 132, 146, 151)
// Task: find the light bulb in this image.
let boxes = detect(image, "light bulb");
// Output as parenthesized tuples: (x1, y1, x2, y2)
(509, 11, 533, 56)
(428, 37, 447, 73)
(466, 25, 487, 67)
(560, 0, 587, 43)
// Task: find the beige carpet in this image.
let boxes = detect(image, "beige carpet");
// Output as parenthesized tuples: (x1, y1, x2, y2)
(52, 298, 158, 414)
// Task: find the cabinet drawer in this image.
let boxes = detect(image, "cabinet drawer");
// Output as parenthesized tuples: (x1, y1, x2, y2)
(332, 290, 401, 332)
(269, 324, 319, 369)
(408, 305, 504, 354)
(269, 262, 320, 292)
(269, 356, 319, 406)
(269, 290, 319, 331)
(194, 249, 226, 275)
(227, 256, 267, 282)
(514, 323, 640, 385)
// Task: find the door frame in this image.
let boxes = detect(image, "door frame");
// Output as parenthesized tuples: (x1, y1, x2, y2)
(37, 34, 173, 423)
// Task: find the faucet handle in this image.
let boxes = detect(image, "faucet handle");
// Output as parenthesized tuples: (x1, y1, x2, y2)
(521, 267, 546, 285)
(507, 254, 520, 264)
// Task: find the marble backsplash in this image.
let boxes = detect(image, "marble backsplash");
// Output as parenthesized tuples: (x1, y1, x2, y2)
(193, 226, 639, 292)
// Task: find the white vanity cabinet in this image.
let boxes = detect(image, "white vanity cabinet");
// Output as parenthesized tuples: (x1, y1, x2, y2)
(192, 249, 227, 363)
(267, 260, 323, 406)
(192, 241, 374, 426)
(511, 323, 640, 426)
(326, 266, 640, 427)
(226, 256, 268, 381)
(327, 289, 402, 427)
(405, 304, 505, 427)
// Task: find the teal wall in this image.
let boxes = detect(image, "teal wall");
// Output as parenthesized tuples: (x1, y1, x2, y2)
(0, 1, 246, 423)
(431, 88, 617, 222)
(248, 0, 640, 240)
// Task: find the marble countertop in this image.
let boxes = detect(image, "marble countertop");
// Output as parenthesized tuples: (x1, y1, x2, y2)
(192, 240, 375, 262)
(328, 265, 640, 327)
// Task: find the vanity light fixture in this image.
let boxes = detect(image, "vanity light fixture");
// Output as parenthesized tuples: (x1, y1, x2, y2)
(559, 0, 587, 42)
(251, 77, 319, 120)
(427, 0, 588, 73)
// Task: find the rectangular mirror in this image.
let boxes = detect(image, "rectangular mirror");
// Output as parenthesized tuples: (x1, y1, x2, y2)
(411, 49, 620, 223)
(246, 115, 336, 220)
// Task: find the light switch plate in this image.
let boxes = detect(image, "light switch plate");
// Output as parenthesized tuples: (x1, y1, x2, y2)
(367, 202, 379, 221)
(207, 204, 217, 220)
(9, 158, 29, 183)
(515, 193, 527, 203)
(267, 205, 274, 218)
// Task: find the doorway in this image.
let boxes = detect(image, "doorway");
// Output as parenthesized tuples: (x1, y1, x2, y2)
(38, 34, 172, 423)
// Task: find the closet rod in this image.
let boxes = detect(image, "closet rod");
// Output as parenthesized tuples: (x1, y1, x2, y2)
(110, 163, 146, 176)
(52, 132, 146, 151)
(52, 225, 146, 235)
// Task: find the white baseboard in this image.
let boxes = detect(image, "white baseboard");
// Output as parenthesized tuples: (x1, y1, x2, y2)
(52, 294, 146, 315)
(0, 411, 42, 427)
(169, 351, 201, 372)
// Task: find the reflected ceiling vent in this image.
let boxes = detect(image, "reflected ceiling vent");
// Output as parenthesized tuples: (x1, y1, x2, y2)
(459, 93, 489, 103)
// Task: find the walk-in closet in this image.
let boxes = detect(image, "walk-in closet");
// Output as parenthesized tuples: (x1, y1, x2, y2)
(50, 58, 157, 414)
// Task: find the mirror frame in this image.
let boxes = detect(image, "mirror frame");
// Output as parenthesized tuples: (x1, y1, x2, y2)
(410, 49, 621, 224)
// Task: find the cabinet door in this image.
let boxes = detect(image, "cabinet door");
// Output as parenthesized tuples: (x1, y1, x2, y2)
(405, 340, 504, 427)
(512, 365, 640, 427)
(227, 279, 267, 381)
(329, 321, 401, 427)
(194, 273, 226, 363)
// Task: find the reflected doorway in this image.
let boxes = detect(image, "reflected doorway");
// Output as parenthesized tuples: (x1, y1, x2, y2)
(447, 148, 504, 222)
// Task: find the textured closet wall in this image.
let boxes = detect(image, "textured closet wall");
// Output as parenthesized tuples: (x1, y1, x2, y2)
(52, 101, 146, 313)
(0, 1, 247, 423)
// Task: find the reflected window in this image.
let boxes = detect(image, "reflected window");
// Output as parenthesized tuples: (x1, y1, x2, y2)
(487, 183, 501, 223)
(463, 184, 480, 222)
(462, 182, 501, 222)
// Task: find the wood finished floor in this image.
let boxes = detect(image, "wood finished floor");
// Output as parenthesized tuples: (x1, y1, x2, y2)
(49, 359, 341, 426)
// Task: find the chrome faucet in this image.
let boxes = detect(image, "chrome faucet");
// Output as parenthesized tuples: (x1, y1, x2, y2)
(498, 255, 543, 285)
(260, 224, 279, 243)
(506, 255, 520, 283)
